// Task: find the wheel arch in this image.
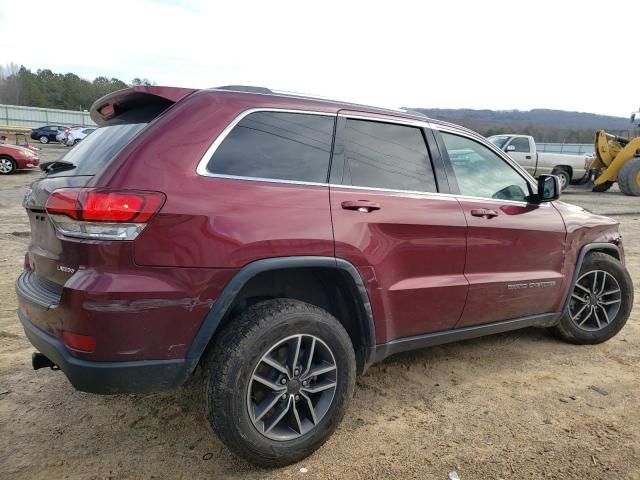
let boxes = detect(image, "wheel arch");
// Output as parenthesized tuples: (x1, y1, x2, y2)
(187, 256, 377, 375)
(562, 242, 621, 313)
(552, 165, 573, 175)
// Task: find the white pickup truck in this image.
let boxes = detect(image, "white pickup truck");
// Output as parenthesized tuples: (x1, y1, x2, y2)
(488, 134, 591, 190)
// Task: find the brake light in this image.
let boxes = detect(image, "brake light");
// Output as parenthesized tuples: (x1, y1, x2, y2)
(99, 104, 114, 117)
(45, 188, 165, 240)
(63, 331, 96, 353)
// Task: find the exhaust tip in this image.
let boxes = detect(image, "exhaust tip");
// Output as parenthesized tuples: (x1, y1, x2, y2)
(32, 352, 59, 371)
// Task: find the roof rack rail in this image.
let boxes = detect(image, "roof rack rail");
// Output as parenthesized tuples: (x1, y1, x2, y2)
(215, 85, 273, 94)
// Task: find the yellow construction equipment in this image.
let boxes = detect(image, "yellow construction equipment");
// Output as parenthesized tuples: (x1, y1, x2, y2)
(591, 114, 640, 194)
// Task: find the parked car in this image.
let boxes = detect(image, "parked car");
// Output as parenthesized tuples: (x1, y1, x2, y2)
(17, 86, 633, 467)
(0, 143, 39, 174)
(64, 127, 96, 146)
(55, 125, 84, 144)
(30, 125, 65, 144)
(488, 134, 592, 189)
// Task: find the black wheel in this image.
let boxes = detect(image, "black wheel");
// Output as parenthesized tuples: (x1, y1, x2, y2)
(617, 158, 640, 196)
(73, 139, 80, 145)
(552, 168, 571, 191)
(553, 252, 633, 344)
(203, 299, 356, 467)
(39, 135, 49, 144)
(592, 179, 614, 192)
(0, 156, 16, 175)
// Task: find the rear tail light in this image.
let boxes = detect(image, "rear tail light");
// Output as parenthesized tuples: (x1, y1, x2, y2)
(46, 188, 165, 240)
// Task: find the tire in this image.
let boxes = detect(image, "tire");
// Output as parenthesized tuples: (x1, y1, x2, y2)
(552, 168, 571, 191)
(203, 299, 356, 467)
(73, 139, 80, 145)
(0, 156, 16, 175)
(39, 135, 49, 144)
(617, 158, 640, 196)
(553, 252, 633, 344)
(592, 180, 614, 192)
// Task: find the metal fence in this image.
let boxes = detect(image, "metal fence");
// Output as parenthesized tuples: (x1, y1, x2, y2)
(0, 104, 96, 129)
(537, 143, 595, 155)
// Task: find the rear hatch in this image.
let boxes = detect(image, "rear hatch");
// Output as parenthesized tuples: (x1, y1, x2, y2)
(22, 86, 195, 290)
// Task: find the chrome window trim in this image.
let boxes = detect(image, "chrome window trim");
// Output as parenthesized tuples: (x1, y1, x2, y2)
(199, 174, 546, 208)
(195, 108, 337, 178)
(337, 112, 431, 129)
(205, 173, 328, 188)
(328, 183, 548, 207)
(196, 107, 548, 208)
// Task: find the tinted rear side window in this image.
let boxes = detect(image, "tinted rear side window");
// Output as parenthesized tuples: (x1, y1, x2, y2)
(342, 119, 437, 192)
(57, 123, 147, 176)
(206, 112, 335, 183)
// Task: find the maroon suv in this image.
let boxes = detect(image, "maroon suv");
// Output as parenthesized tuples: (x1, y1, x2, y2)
(16, 85, 633, 466)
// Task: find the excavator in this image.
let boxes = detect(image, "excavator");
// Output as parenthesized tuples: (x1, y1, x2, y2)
(591, 108, 640, 195)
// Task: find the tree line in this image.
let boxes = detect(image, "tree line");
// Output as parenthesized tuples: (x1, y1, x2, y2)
(0, 63, 153, 111)
(411, 108, 635, 143)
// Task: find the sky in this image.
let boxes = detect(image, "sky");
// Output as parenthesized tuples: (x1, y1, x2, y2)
(0, 0, 638, 117)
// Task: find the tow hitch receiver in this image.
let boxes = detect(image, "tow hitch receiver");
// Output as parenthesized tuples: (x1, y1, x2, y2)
(32, 352, 59, 371)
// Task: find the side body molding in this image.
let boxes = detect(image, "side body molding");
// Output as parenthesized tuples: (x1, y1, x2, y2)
(186, 256, 377, 372)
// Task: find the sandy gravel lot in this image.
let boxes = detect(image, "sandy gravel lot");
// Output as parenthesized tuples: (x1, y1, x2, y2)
(1, 144, 639, 479)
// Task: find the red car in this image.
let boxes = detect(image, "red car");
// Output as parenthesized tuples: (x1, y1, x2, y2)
(16, 86, 633, 466)
(0, 143, 40, 174)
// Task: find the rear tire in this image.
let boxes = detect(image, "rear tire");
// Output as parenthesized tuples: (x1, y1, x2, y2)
(202, 299, 356, 467)
(553, 252, 633, 344)
(0, 156, 16, 175)
(552, 168, 571, 191)
(617, 158, 640, 196)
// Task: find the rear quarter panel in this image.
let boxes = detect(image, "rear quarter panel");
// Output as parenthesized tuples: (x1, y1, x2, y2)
(91, 91, 337, 268)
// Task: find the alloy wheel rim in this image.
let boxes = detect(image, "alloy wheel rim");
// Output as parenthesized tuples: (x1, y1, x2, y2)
(246, 334, 337, 441)
(569, 269, 622, 331)
(0, 158, 12, 173)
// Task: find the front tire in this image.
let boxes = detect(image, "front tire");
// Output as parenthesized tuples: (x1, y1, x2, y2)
(553, 252, 633, 344)
(617, 158, 640, 196)
(39, 135, 49, 144)
(0, 156, 16, 175)
(203, 299, 356, 467)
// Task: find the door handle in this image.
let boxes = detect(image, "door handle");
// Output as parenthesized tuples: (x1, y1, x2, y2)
(525, 155, 532, 159)
(470, 208, 499, 219)
(341, 200, 381, 213)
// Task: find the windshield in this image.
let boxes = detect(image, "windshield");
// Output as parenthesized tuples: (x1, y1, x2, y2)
(488, 136, 510, 149)
(53, 123, 147, 176)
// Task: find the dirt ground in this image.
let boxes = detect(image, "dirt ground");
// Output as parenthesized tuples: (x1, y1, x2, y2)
(1, 144, 639, 479)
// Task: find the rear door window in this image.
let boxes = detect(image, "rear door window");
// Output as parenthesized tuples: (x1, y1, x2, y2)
(341, 119, 437, 193)
(206, 111, 335, 183)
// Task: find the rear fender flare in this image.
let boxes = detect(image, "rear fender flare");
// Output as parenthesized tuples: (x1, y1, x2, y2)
(186, 256, 376, 372)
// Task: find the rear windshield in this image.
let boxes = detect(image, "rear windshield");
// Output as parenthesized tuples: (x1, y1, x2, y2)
(52, 123, 146, 176)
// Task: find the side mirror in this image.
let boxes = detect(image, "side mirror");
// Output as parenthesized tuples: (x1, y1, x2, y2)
(537, 174, 560, 202)
(506, 145, 516, 152)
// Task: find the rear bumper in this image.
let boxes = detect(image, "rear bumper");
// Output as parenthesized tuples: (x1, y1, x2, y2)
(18, 309, 194, 394)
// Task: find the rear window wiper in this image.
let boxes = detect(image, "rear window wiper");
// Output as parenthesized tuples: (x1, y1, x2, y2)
(40, 161, 77, 173)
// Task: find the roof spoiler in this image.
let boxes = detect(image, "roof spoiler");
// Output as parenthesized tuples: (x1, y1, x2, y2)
(90, 86, 196, 126)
